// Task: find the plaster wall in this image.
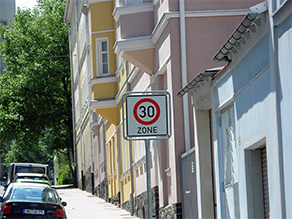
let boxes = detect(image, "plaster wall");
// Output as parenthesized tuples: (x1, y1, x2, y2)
(184, 0, 262, 11)
(90, 1, 115, 32)
(214, 33, 269, 108)
(76, 139, 82, 186)
(167, 18, 186, 205)
(92, 122, 106, 187)
(185, 16, 244, 80)
(155, 25, 171, 72)
(83, 121, 92, 176)
(153, 0, 169, 25)
(277, 12, 292, 218)
(118, 11, 154, 39)
(168, 0, 262, 11)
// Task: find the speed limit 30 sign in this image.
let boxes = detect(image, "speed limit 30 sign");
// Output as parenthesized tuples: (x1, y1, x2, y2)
(123, 92, 170, 139)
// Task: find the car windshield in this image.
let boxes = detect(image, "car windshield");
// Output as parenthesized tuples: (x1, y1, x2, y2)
(11, 187, 57, 203)
(16, 166, 45, 174)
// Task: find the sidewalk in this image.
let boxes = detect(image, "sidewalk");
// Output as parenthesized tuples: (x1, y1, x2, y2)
(58, 188, 140, 219)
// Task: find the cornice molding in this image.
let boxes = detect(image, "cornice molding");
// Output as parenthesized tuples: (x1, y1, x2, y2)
(114, 35, 154, 55)
(90, 75, 117, 87)
(91, 29, 115, 35)
(90, 99, 117, 110)
(185, 9, 250, 18)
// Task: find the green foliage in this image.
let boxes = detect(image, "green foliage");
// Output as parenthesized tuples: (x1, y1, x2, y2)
(0, 0, 73, 168)
(57, 164, 74, 185)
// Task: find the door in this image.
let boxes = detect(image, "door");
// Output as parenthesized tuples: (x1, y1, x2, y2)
(181, 149, 198, 219)
(221, 106, 240, 219)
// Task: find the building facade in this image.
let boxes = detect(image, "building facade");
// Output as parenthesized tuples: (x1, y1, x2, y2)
(180, 0, 291, 218)
(65, 0, 266, 218)
(0, 0, 15, 75)
(0, 0, 15, 180)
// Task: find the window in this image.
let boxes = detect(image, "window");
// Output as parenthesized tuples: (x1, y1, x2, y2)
(0, 21, 7, 26)
(96, 38, 109, 76)
(220, 106, 240, 219)
(0, 21, 7, 75)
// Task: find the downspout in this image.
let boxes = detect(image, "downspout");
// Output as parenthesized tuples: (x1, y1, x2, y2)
(64, 3, 77, 188)
(179, 0, 191, 151)
(267, 1, 286, 217)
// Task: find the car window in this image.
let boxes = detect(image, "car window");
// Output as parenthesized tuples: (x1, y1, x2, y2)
(16, 166, 45, 174)
(10, 187, 57, 203)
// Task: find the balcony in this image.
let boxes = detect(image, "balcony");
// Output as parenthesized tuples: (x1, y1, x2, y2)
(113, 0, 155, 75)
(90, 75, 119, 125)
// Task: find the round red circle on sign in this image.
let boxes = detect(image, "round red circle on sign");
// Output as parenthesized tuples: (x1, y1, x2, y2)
(133, 98, 160, 125)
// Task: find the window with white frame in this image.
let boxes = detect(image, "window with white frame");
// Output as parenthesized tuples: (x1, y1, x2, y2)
(96, 38, 109, 76)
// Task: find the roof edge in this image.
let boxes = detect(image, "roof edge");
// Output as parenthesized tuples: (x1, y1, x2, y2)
(213, 1, 268, 62)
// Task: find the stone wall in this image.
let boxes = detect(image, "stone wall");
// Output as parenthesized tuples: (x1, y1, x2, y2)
(110, 192, 120, 206)
(159, 203, 182, 219)
(95, 178, 108, 201)
(84, 167, 92, 193)
(121, 186, 159, 219)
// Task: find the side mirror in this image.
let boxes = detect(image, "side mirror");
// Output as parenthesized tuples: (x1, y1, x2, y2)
(61, 201, 67, 207)
(0, 197, 4, 202)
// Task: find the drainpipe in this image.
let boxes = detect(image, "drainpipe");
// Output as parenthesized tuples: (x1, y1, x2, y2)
(64, 3, 77, 188)
(179, 0, 191, 151)
(267, 2, 286, 217)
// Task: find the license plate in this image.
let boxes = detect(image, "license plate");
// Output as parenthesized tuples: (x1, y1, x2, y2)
(23, 209, 45, 215)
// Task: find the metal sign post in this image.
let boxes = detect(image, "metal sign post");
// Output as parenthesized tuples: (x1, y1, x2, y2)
(145, 139, 152, 218)
(122, 91, 171, 219)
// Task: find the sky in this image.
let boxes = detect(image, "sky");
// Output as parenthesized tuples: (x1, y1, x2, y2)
(15, 0, 38, 10)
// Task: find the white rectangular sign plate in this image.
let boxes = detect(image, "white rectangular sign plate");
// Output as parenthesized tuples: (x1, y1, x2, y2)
(124, 92, 170, 139)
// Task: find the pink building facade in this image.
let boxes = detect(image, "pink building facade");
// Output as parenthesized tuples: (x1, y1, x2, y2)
(113, 0, 263, 217)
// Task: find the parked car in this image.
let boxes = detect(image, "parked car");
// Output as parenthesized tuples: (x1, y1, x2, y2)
(0, 183, 67, 218)
(6, 163, 49, 185)
(15, 178, 51, 186)
(12, 173, 50, 184)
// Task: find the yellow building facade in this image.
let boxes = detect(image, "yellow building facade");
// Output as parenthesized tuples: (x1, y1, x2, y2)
(66, 0, 135, 206)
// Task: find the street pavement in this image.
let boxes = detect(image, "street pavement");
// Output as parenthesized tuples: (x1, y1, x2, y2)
(57, 188, 140, 219)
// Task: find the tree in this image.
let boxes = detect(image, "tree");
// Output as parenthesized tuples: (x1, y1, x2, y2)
(0, 0, 74, 183)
